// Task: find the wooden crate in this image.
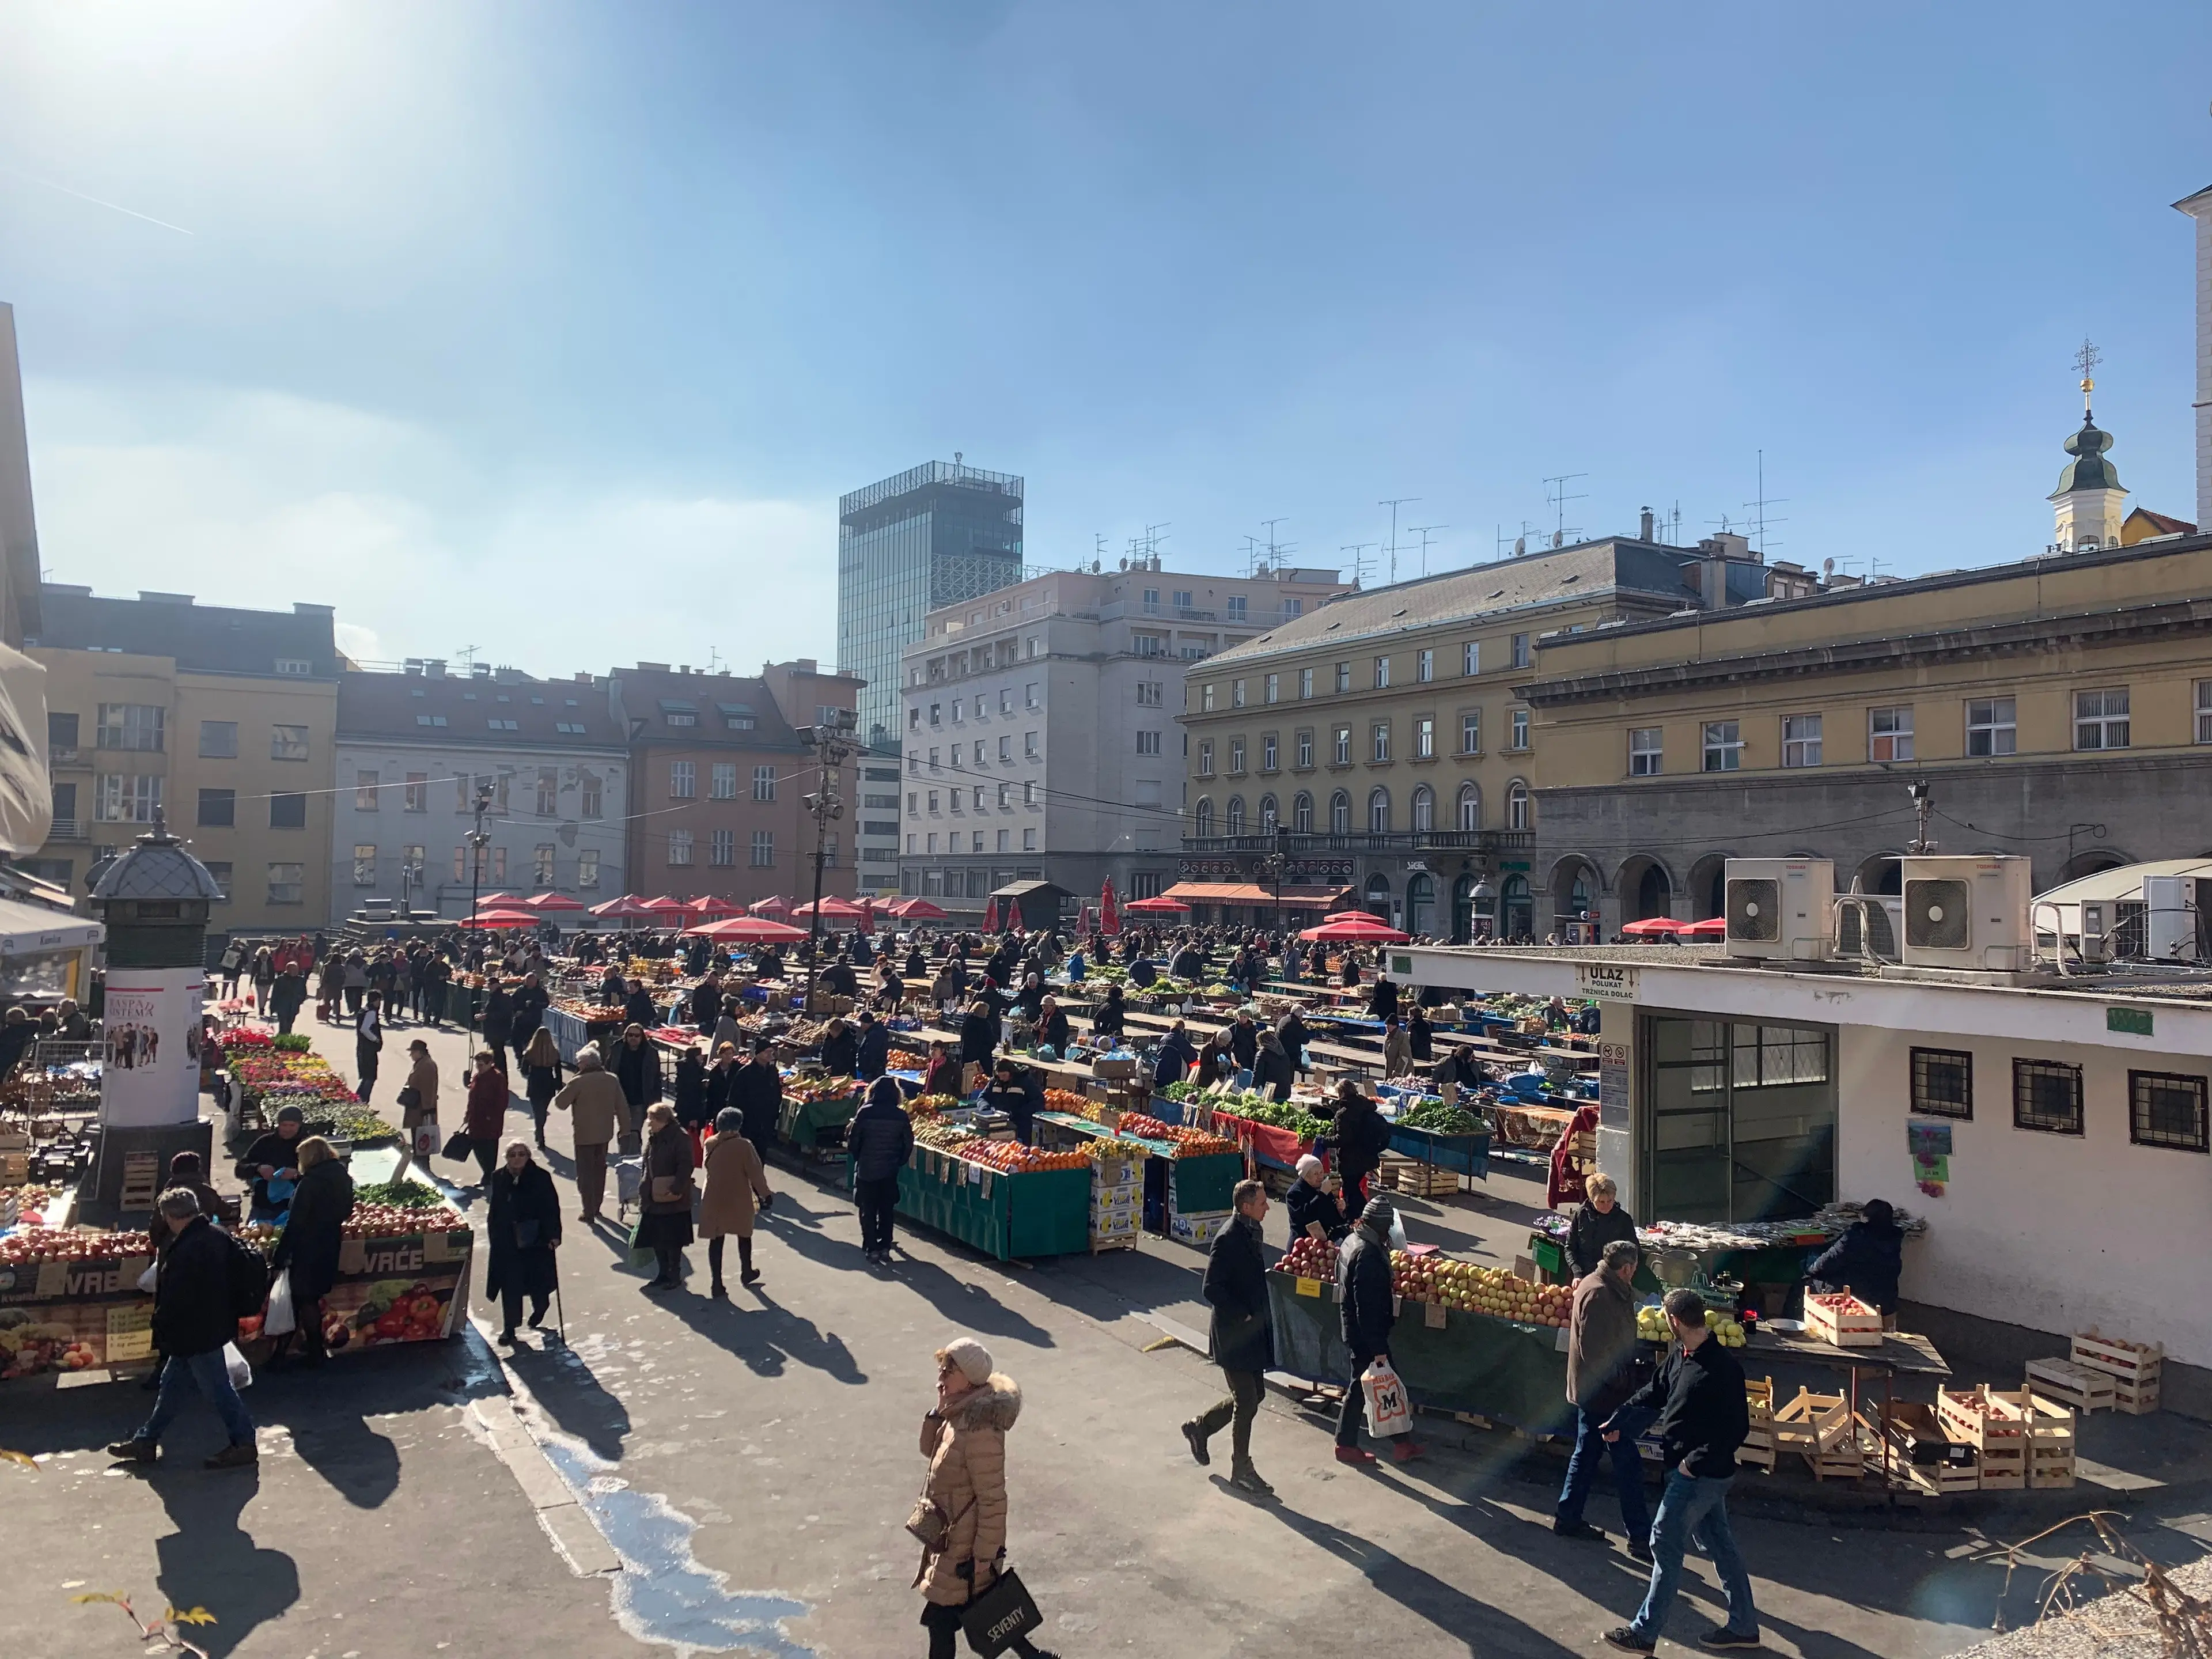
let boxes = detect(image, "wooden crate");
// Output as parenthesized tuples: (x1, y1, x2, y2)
(2072, 1331, 2163, 1415)
(1772, 1387, 1853, 1453)
(1378, 1153, 1459, 1198)
(1804, 1291, 1884, 1349)
(1738, 1382, 1776, 1471)
(2001, 1389, 2078, 1488)
(1803, 1417, 1874, 1481)
(2024, 1356, 2115, 1415)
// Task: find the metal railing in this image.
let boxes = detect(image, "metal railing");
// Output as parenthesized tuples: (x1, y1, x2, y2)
(1180, 829, 1533, 856)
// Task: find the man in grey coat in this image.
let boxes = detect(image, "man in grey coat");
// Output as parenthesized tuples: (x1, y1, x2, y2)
(1556, 1238, 1652, 1557)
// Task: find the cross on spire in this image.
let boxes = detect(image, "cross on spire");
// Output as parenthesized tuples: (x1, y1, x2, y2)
(2074, 338, 2102, 414)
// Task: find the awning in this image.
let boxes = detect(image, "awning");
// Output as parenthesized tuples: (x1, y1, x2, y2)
(0, 898, 102, 957)
(1161, 882, 1352, 911)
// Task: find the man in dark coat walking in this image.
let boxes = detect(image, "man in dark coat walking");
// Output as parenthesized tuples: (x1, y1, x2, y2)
(1556, 1239, 1652, 1555)
(1181, 1179, 1275, 1495)
(730, 1038, 783, 1157)
(846, 1076, 914, 1265)
(109, 1189, 259, 1468)
(1336, 1194, 1421, 1464)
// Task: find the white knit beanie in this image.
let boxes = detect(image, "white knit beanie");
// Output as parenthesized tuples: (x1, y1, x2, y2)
(942, 1336, 994, 1385)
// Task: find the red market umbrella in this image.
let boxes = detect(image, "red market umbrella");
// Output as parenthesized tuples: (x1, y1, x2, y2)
(522, 892, 587, 912)
(791, 897, 863, 925)
(857, 897, 876, 933)
(687, 915, 808, 942)
(1099, 876, 1121, 937)
(474, 892, 520, 909)
(1621, 917, 1685, 938)
(1124, 895, 1191, 915)
(692, 895, 744, 918)
(467, 909, 544, 930)
(589, 894, 655, 919)
(981, 895, 1001, 933)
(641, 895, 697, 916)
(750, 896, 792, 916)
(1299, 913, 1410, 944)
(886, 897, 947, 921)
(1679, 915, 1728, 939)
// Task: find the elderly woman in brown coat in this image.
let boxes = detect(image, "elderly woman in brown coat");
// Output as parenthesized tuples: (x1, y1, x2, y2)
(914, 1336, 1022, 1659)
(698, 1107, 772, 1298)
(636, 1101, 695, 1293)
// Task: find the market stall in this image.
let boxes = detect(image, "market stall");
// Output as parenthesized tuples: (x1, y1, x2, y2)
(881, 1132, 1094, 1260)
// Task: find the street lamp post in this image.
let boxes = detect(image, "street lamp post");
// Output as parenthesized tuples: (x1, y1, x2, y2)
(801, 710, 861, 1013)
(467, 782, 494, 962)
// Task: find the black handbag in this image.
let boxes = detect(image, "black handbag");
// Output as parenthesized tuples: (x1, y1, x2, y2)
(959, 1567, 1043, 1657)
(396, 1085, 421, 1112)
(441, 1130, 474, 1161)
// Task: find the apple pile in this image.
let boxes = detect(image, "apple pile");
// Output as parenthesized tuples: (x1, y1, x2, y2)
(1389, 1251, 1573, 1328)
(1274, 1236, 1338, 1280)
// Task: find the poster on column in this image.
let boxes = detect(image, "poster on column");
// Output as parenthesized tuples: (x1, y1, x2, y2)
(99, 968, 205, 1127)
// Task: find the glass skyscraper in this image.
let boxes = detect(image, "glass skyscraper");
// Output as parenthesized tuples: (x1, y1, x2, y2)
(838, 460, 1024, 749)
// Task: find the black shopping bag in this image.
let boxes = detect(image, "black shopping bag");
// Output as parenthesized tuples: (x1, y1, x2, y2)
(959, 1567, 1043, 1657)
(441, 1130, 474, 1162)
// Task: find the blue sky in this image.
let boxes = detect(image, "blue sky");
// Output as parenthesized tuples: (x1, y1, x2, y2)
(1, 2, 2207, 675)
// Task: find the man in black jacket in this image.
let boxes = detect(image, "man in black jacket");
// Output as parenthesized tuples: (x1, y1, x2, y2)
(510, 972, 551, 1061)
(109, 1190, 259, 1469)
(732, 1039, 783, 1156)
(1335, 1195, 1421, 1464)
(1181, 1179, 1275, 1495)
(853, 1010, 891, 1081)
(1601, 1287, 1759, 1653)
(981, 1058, 1043, 1146)
(847, 1077, 914, 1265)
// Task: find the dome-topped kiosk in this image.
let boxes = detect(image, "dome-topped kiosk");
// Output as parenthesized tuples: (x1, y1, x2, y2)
(82, 809, 222, 1220)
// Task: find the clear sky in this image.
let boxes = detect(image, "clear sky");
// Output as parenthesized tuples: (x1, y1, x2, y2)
(1, 2, 2207, 676)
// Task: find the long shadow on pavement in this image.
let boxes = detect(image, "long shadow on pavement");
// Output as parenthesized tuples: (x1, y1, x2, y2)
(142, 1464, 300, 1659)
(658, 1283, 870, 1384)
(505, 1337, 635, 1461)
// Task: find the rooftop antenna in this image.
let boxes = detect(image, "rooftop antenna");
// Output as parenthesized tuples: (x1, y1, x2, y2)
(1260, 517, 1291, 574)
(1669, 501, 1682, 546)
(1542, 474, 1587, 548)
(454, 643, 482, 672)
(1407, 524, 1448, 577)
(1741, 449, 1789, 554)
(1342, 543, 1377, 588)
(2074, 337, 2102, 418)
(705, 645, 724, 673)
(1378, 498, 1419, 584)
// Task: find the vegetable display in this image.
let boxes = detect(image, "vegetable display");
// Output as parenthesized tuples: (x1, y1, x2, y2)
(351, 1180, 444, 1210)
(1397, 1101, 1486, 1134)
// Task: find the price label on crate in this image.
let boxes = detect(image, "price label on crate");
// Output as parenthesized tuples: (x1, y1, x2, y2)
(1295, 1276, 1322, 1298)
(1424, 1298, 1448, 1330)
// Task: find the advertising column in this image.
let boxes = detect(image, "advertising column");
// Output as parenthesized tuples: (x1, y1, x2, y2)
(99, 967, 205, 1128)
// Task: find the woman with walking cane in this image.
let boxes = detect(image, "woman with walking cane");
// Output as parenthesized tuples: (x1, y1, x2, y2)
(487, 1139, 561, 1344)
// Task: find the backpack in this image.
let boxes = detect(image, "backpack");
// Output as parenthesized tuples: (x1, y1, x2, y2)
(226, 1232, 272, 1320)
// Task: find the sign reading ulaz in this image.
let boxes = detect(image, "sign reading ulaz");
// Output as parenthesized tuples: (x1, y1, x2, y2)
(1575, 963, 1638, 999)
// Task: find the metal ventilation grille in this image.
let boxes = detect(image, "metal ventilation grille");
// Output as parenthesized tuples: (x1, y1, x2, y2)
(1866, 900, 1897, 960)
(1726, 877, 1781, 942)
(1905, 879, 1971, 951)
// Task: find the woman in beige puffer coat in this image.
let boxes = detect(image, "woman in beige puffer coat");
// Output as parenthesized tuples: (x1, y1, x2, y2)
(914, 1336, 1022, 1658)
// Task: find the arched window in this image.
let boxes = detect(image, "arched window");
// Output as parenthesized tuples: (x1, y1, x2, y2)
(1501, 873, 1533, 937)
(1457, 782, 1482, 832)
(1194, 798, 1213, 836)
(1259, 794, 1278, 832)
(1293, 791, 1314, 833)
(1410, 783, 1434, 833)
(1363, 872, 1392, 919)
(1329, 790, 1351, 834)
(1406, 873, 1436, 937)
(1369, 787, 1391, 834)
(1507, 779, 1532, 831)
(1225, 796, 1245, 834)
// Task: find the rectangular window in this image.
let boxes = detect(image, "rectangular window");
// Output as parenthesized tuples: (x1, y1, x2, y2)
(1782, 713, 1823, 768)
(355, 771, 382, 811)
(1135, 730, 1161, 755)
(1201, 684, 1216, 713)
(665, 709, 696, 728)
(669, 760, 695, 798)
(710, 762, 737, 800)
(274, 658, 312, 676)
(454, 845, 468, 882)
(202, 861, 232, 902)
(580, 772, 603, 819)
(270, 724, 310, 761)
(577, 849, 600, 888)
(2198, 681, 2212, 745)
(927, 790, 940, 813)
(1511, 633, 1530, 669)
(1025, 683, 1039, 709)
(2074, 687, 2130, 751)
(267, 862, 304, 905)
(536, 767, 559, 816)
(1228, 594, 1247, 621)
(1461, 711, 1480, 754)
(1023, 781, 1037, 805)
(1137, 681, 1163, 707)
(1332, 726, 1350, 766)
(1232, 679, 1246, 708)
(909, 707, 921, 732)
(1414, 717, 1433, 759)
(2130, 1070, 2209, 1152)
(997, 736, 1011, 763)
(533, 843, 555, 884)
(268, 792, 307, 829)
(2013, 1058, 2084, 1135)
(1334, 662, 1350, 694)
(1702, 721, 1742, 772)
(710, 828, 736, 866)
(1198, 741, 1214, 777)
(667, 829, 694, 866)
(996, 829, 1009, 852)
(1910, 1047, 1972, 1119)
(747, 764, 773, 802)
(1299, 667, 1314, 699)
(1296, 731, 1313, 768)
(491, 845, 506, 881)
(1264, 673, 1279, 704)
(48, 711, 78, 753)
(1462, 641, 1480, 676)
(1628, 727, 1662, 776)
(1142, 587, 1160, 614)
(929, 703, 941, 728)
(1022, 827, 1038, 851)
(1967, 696, 2017, 757)
(404, 772, 427, 812)
(1228, 737, 1245, 772)
(1024, 731, 1039, 759)
(1263, 734, 1278, 770)
(98, 704, 165, 752)
(1416, 649, 1434, 683)
(1510, 709, 1530, 751)
(1371, 722, 1390, 763)
(1171, 590, 1192, 612)
(197, 719, 236, 759)
(998, 784, 1010, 809)
(1373, 656, 1391, 690)
(400, 844, 424, 884)
(196, 787, 235, 827)
(999, 690, 1012, 714)
(1869, 706, 1914, 762)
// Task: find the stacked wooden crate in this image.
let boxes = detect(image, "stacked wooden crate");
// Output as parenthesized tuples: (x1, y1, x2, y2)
(1738, 1377, 1775, 1471)
(1802, 1291, 1884, 1348)
(2023, 1355, 2116, 1415)
(1772, 1386, 1861, 1478)
(2012, 1391, 2080, 1490)
(1872, 1402, 1982, 1496)
(1378, 1152, 1459, 1198)
(1937, 1385, 2027, 1490)
(2071, 1331, 2163, 1415)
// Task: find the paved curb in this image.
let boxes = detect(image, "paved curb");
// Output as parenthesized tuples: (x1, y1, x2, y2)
(464, 1319, 623, 1578)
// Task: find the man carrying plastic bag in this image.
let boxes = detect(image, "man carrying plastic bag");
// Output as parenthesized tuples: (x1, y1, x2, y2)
(107, 1188, 265, 1470)
(1334, 1194, 1423, 1464)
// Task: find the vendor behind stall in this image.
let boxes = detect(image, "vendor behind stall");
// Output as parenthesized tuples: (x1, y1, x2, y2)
(1806, 1198, 1904, 1320)
(234, 1104, 308, 1221)
(982, 1056, 1043, 1146)
(1285, 1156, 1347, 1243)
(1565, 1172, 1640, 1280)
(1322, 1081, 1390, 1213)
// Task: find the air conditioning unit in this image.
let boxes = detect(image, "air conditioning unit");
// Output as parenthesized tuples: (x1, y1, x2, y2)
(1900, 855, 2033, 971)
(2076, 899, 2113, 964)
(1835, 895, 1903, 963)
(1723, 857, 1835, 961)
(2142, 874, 2200, 963)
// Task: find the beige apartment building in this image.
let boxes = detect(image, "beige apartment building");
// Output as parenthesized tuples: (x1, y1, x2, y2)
(25, 588, 342, 941)
(1180, 532, 1772, 937)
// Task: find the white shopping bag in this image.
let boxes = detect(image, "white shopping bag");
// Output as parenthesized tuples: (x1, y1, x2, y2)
(263, 1268, 297, 1338)
(224, 1342, 253, 1391)
(136, 1261, 158, 1294)
(1361, 1358, 1413, 1438)
(412, 1119, 442, 1160)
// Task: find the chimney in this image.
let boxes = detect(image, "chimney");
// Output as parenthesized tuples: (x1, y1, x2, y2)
(2178, 184, 2212, 533)
(1638, 506, 1654, 541)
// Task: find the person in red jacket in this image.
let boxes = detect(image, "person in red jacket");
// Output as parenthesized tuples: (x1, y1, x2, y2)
(460, 1049, 510, 1187)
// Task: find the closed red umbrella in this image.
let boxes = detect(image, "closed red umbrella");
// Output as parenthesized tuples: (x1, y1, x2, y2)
(1298, 913, 1410, 944)
(981, 895, 1000, 933)
(1099, 876, 1121, 937)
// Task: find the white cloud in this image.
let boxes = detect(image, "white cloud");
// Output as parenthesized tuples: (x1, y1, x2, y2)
(20, 377, 839, 676)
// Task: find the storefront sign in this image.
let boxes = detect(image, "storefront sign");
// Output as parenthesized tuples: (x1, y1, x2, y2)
(1575, 963, 1638, 1000)
(100, 968, 206, 1128)
(1599, 1040, 1631, 1129)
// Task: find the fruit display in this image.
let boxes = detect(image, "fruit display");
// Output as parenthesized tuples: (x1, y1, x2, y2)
(1115, 1112, 1176, 1140)
(1274, 1234, 1338, 1279)
(0, 1310, 96, 1379)
(1085, 1137, 1152, 1168)
(340, 1202, 469, 1238)
(786, 1075, 862, 1105)
(1043, 1089, 1087, 1116)
(963, 1142, 1089, 1174)
(914, 1121, 977, 1153)
(910, 1093, 961, 1120)
(1396, 1100, 1485, 1134)
(1635, 1302, 1749, 1347)
(0, 1226, 152, 1266)
(1388, 1251, 1573, 1328)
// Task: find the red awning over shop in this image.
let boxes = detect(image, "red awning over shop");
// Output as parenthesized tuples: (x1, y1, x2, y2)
(1160, 881, 1351, 911)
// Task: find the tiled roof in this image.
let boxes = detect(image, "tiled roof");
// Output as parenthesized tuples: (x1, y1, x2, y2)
(35, 588, 340, 676)
(336, 671, 625, 747)
(611, 668, 808, 751)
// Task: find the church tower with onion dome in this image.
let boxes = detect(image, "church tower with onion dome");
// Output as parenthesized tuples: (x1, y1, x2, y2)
(2050, 342, 2128, 553)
